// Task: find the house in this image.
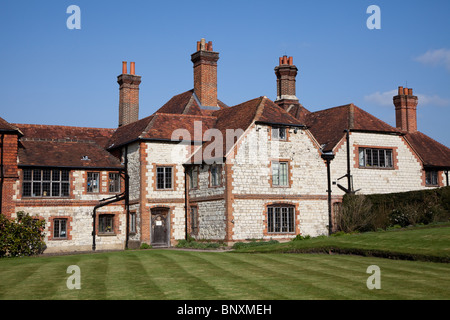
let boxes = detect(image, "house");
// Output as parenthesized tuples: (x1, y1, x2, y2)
(1, 39, 449, 253)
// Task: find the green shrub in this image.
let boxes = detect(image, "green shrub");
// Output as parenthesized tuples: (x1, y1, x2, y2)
(0, 212, 46, 258)
(232, 239, 279, 250)
(140, 243, 152, 249)
(292, 234, 311, 241)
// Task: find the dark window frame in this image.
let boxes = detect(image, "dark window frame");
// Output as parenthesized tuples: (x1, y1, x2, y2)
(358, 147, 394, 169)
(22, 168, 70, 198)
(156, 166, 173, 190)
(267, 205, 295, 234)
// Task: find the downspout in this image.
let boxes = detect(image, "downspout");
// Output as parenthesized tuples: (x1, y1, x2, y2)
(321, 152, 335, 235)
(92, 193, 125, 251)
(92, 147, 129, 251)
(445, 170, 449, 187)
(184, 164, 188, 240)
(124, 146, 130, 250)
(345, 129, 352, 193)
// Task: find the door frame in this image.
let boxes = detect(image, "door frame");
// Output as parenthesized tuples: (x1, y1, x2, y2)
(150, 207, 170, 247)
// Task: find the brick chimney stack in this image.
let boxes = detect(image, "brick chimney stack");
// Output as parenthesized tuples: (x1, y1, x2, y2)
(191, 39, 219, 108)
(118, 61, 141, 127)
(393, 86, 418, 133)
(274, 55, 299, 110)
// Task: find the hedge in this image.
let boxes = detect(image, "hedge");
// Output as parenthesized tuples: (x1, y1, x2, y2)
(337, 186, 450, 232)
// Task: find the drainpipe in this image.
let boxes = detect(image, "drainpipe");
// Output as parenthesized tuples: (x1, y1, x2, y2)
(321, 152, 335, 235)
(445, 170, 449, 187)
(345, 129, 352, 193)
(92, 146, 129, 251)
(184, 164, 188, 240)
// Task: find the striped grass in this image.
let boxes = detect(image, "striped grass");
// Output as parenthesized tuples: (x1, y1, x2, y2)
(1, 249, 449, 300)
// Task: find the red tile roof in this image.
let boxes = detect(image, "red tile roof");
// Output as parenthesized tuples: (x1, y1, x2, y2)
(305, 104, 400, 152)
(0, 117, 22, 134)
(13, 123, 122, 169)
(155, 89, 228, 116)
(190, 96, 304, 162)
(404, 131, 450, 168)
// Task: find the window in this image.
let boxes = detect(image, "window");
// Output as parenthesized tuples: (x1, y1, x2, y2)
(99, 214, 114, 234)
(156, 166, 173, 190)
(189, 167, 199, 189)
(53, 219, 67, 239)
(425, 170, 439, 186)
(22, 169, 70, 197)
(129, 212, 136, 234)
(272, 161, 289, 186)
(109, 172, 121, 193)
(87, 172, 100, 193)
(272, 127, 286, 141)
(190, 207, 199, 235)
(359, 148, 393, 168)
(211, 164, 222, 187)
(267, 205, 295, 233)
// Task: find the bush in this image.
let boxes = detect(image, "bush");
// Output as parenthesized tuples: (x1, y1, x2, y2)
(335, 195, 376, 233)
(0, 212, 46, 258)
(338, 187, 450, 233)
(232, 239, 279, 250)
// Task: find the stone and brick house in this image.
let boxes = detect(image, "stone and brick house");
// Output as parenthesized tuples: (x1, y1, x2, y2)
(1, 39, 449, 253)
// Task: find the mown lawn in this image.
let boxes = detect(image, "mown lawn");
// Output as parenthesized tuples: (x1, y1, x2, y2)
(235, 224, 450, 262)
(0, 248, 449, 300)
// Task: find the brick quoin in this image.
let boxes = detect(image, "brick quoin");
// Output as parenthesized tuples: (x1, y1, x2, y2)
(1, 133, 19, 218)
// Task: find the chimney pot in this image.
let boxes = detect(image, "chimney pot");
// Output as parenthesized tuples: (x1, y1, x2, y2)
(408, 88, 413, 95)
(130, 62, 135, 75)
(398, 86, 403, 95)
(288, 57, 293, 65)
(122, 61, 127, 74)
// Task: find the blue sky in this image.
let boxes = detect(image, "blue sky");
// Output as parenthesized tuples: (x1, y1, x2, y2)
(1, 0, 449, 146)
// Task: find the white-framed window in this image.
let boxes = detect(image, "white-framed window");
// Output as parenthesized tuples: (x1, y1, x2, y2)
(272, 161, 289, 186)
(190, 207, 199, 235)
(189, 166, 199, 189)
(267, 205, 295, 233)
(87, 172, 100, 193)
(156, 166, 173, 190)
(22, 169, 70, 197)
(359, 148, 393, 168)
(211, 164, 222, 187)
(109, 172, 121, 193)
(272, 126, 287, 141)
(53, 218, 67, 239)
(129, 212, 136, 234)
(99, 214, 114, 234)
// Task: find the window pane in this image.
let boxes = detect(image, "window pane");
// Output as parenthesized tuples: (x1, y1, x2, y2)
(52, 170, 60, 181)
(23, 182, 31, 197)
(272, 162, 279, 185)
(109, 173, 120, 193)
(43, 170, 51, 181)
(386, 150, 393, 168)
(272, 127, 279, 139)
(359, 149, 365, 167)
(33, 170, 41, 181)
(274, 207, 281, 232)
(268, 208, 273, 233)
(289, 207, 294, 232)
(157, 167, 165, 189)
(23, 169, 32, 181)
(42, 182, 50, 197)
(379, 149, 386, 167)
(61, 170, 70, 182)
(165, 168, 172, 189)
(279, 128, 286, 140)
(61, 183, 70, 197)
(87, 172, 99, 193)
(365, 149, 372, 166)
(280, 162, 288, 186)
(32, 182, 41, 197)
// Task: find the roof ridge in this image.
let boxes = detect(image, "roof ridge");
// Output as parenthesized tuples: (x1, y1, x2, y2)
(154, 112, 217, 119)
(13, 123, 115, 131)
